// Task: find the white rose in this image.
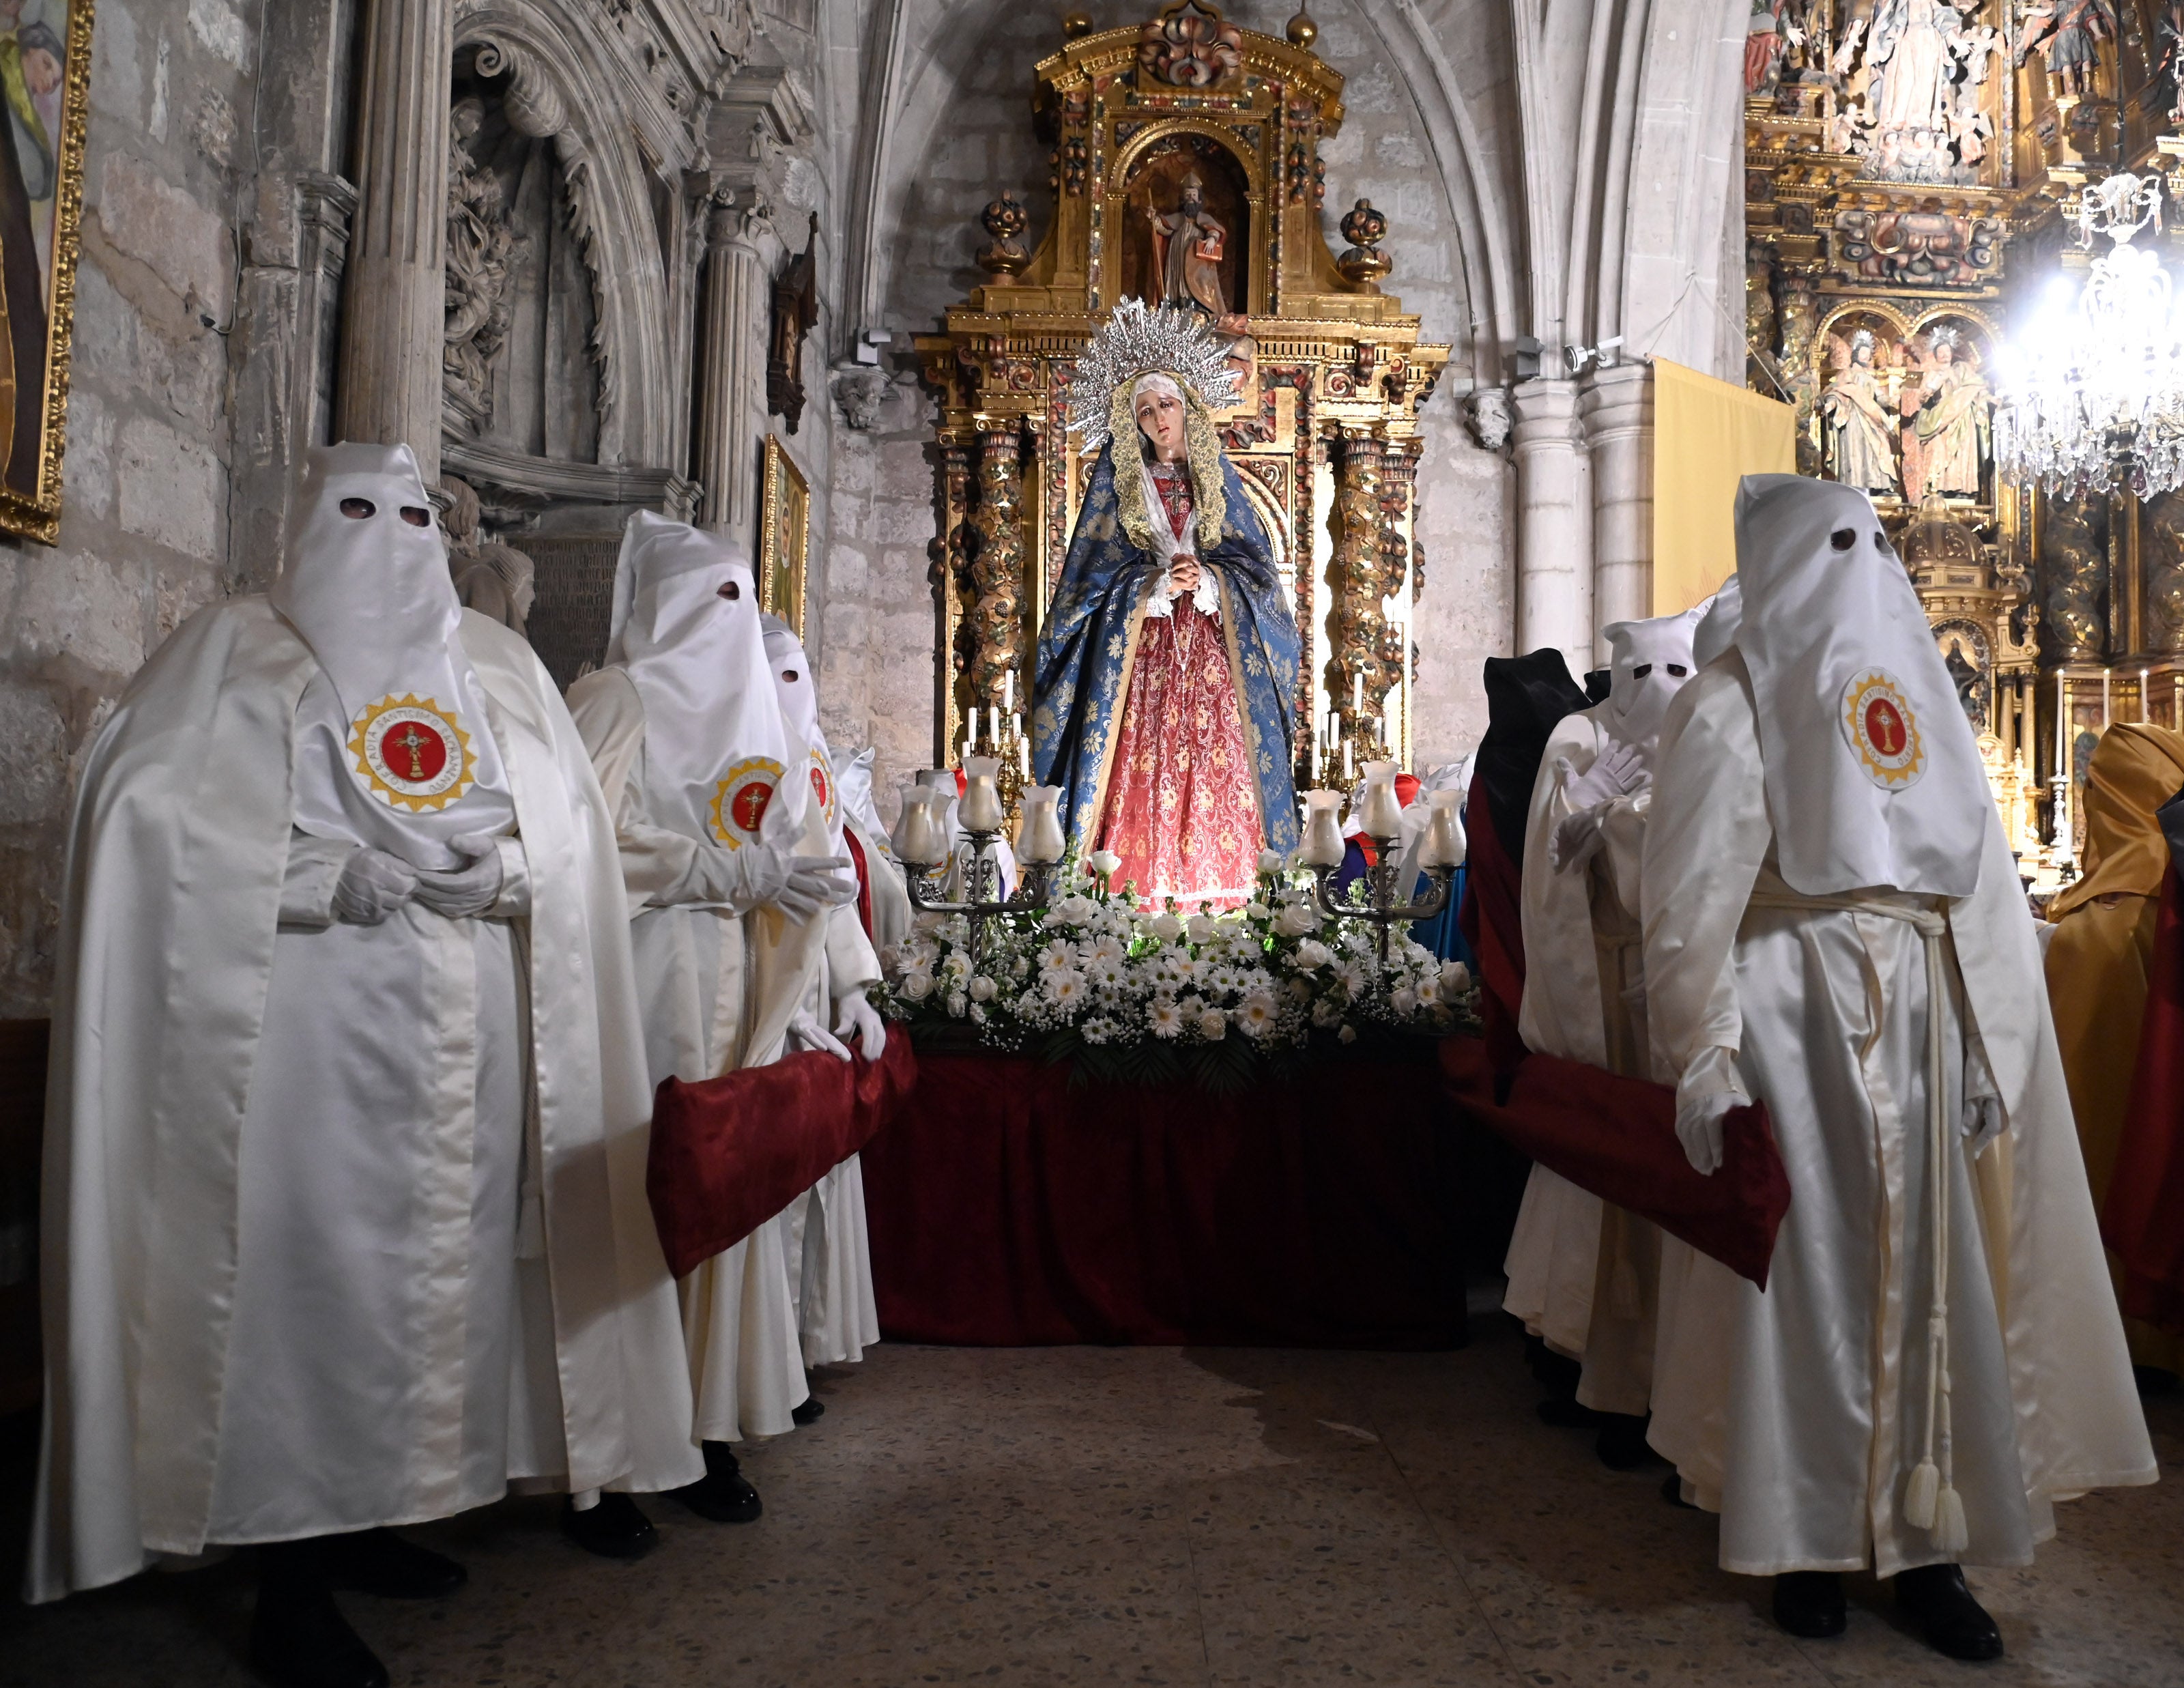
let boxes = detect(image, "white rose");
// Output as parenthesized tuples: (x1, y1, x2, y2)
(1390, 986, 1418, 1015)
(1198, 1008, 1227, 1040)
(1441, 960, 1473, 994)
(1088, 850, 1123, 878)
(1149, 912, 1186, 942)
(1293, 939, 1333, 971)
(1311, 998, 1342, 1027)
(1272, 904, 1317, 938)
(1244, 900, 1272, 921)
(1257, 848, 1285, 874)
(900, 969, 934, 1001)
(970, 975, 997, 1002)
(1185, 913, 1219, 943)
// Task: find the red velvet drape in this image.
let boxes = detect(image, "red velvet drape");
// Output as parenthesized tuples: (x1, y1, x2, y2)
(1457, 770, 1529, 1085)
(647, 1035, 919, 1280)
(2108, 868, 2184, 1334)
(1438, 1038, 1790, 1288)
(859, 1050, 1466, 1348)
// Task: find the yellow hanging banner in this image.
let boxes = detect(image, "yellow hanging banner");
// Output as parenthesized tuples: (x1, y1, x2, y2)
(1651, 360, 1798, 615)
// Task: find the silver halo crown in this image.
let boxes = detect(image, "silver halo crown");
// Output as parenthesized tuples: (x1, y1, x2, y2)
(1065, 297, 1242, 457)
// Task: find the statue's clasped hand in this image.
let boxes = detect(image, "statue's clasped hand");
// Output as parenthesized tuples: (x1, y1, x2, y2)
(1168, 554, 1201, 592)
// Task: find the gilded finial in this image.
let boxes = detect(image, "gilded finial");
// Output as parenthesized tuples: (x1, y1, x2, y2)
(1063, 10, 1094, 38)
(1287, 5, 1318, 48)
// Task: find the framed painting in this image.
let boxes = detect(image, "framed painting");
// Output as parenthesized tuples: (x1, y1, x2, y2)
(759, 433, 808, 636)
(0, 0, 89, 545)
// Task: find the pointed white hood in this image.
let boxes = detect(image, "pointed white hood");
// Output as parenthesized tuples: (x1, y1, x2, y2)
(1730, 474, 1986, 898)
(1600, 607, 1704, 764)
(762, 615, 842, 852)
(607, 511, 809, 851)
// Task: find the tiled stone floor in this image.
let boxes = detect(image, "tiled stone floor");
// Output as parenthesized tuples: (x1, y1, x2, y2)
(3, 1310, 2181, 1687)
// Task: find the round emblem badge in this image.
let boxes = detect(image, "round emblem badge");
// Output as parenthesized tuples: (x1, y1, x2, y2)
(807, 747, 837, 828)
(1839, 668, 1926, 791)
(347, 695, 477, 812)
(709, 756, 786, 849)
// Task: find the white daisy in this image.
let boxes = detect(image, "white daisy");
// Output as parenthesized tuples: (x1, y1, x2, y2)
(1148, 997, 1183, 1039)
(1237, 992, 1278, 1038)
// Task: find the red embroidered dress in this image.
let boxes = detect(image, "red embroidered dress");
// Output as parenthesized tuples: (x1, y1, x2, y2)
(1095, 461, 1263, 908)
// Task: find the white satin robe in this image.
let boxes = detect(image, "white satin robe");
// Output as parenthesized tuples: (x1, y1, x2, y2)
(1506, 707, 1661, 1417)
(1641, 655, 2156, 1576)
(569, 668, 823, 1442)
(31, 603, 700, 1602)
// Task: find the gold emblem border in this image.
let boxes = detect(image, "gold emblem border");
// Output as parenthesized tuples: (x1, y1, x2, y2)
(347, 693, 478, 813)
(710, 756, 787, 849)
(1841, 669, 1926, 790)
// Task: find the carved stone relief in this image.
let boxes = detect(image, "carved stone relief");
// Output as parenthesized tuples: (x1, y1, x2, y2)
(1828, 0, 2002, 184)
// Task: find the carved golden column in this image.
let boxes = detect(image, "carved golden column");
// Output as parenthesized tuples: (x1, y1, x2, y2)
(1329, 428, 1389, 745)
(1379, 438, 1422, 754)
(966, 416, 1027, 724)
(929, 429, 975, 762)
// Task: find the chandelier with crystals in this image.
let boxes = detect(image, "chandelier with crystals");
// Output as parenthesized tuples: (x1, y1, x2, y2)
(1996, 173, 2184, 500)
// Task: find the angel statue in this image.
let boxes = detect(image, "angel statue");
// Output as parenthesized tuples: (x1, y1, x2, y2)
(1820, 328, 1901, 496)
(1032, 300, 1300, 906)
(2018, 0, 2116, 100)
(1900, 325, 1992, 502)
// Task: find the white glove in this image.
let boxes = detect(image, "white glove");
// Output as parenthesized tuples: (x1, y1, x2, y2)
(332, 848, 419, 926)
(411, 833, 504, 919)
(1548, 807, 1606, 874)
(788, 1007, 852, 1062)
(698, 844, 857, 921)
(1673, 1046, 1749, 1177)
(834, 988, 888, 1058)
(1560, 740, 1649, 811)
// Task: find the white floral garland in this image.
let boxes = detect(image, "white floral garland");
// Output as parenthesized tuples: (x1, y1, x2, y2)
(878, 850, 1472, 1052)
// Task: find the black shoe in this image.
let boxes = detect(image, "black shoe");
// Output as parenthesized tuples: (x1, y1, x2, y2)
(317, 1528, 466, 1599)
(670, 1441, 763, 1524)
(250, 1580, 390, 1688)
(1661, 1472, 1695, 1509)
(560, 1493, 659, 1561)
(1895, 1563, 2004, 1661)
(2134, 1365, 2181, 1399)
(1536, 1397, 1604, 1429)
(791, 1394, 826, 1426)
(1772, 1571, 1848, 1639)
(1595, 1414, 1656, 1470)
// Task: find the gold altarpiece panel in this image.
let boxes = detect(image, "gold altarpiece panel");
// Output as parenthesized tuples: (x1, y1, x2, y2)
(917, 1, 1449, 782)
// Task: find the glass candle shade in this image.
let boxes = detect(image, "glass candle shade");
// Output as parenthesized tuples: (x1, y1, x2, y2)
(1299, 790, 1347, 866)
(893, 790, 945, 868)
(1357, 760, 1404, 842)
(960, 756, 1005, 832)
(1420, 791, 1466, 869)
(1015, 785, 1066, 864)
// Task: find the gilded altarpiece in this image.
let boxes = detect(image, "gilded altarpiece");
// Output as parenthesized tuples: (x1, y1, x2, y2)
(916, 2, 1448, 780)
(1743, 0, 2184, 868)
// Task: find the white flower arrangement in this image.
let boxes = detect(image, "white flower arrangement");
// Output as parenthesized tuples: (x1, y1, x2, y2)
(877, 855, 1477, 1087)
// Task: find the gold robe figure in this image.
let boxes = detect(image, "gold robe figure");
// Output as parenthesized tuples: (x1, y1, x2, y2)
(2043, 721, 2184, 1375)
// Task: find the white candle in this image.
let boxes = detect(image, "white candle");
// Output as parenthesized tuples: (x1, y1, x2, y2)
(1352, 671, 1363, 715)
(1003, 670, 1014, 713)
(1342, 739, 1353, 783)
(1018, 734, 1030, 777)
(2103, 668, 2111, 728)
(2143, 669, 2151, 724)
(2056, 671, 2065, 771)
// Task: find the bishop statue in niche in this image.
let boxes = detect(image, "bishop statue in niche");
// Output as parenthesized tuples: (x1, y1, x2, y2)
(1147, 170, 1228, 319)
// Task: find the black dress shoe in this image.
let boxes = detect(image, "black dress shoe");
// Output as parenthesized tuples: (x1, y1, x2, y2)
(560, 1493, 659, 1561)
(250, 1582, 390, 1688)
(1895, 1563, 2005, 1661)
(670, 1441, 763, 1524)
(1772, 1571, 1848, 1639)
(1660, 1472, 1695, 1509)
(318, 1528, 466, 1599)
(1595, 1414, 1656, 1470)
(1536, 1397, 1605, 1429)
(791, 1394, 826, 1426)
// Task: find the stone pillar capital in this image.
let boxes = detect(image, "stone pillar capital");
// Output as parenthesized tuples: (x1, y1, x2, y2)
(1510, 378, 1583, 453)
(1579, 361, 1651, 440)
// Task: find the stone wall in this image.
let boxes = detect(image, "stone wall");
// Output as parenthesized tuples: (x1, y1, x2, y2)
(0, 0, 268, 1016)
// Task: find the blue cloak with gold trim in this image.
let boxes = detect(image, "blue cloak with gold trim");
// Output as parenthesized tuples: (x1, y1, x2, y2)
(1031, 444, 1301, 857)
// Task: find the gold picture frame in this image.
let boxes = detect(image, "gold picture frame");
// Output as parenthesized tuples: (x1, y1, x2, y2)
(759, 433, 808, 636)
(0, 0, 92, 545)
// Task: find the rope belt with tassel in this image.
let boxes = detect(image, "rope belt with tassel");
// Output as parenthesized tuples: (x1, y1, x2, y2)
(1744, 888, 1969, 1556)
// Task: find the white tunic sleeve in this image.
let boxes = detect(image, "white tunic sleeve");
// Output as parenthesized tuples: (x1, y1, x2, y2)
(567, 667, 723, 913)
(1640, 655, 1773, 1090)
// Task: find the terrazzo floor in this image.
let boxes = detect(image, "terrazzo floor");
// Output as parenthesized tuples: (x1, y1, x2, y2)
(3, 1306, 2181, 1687)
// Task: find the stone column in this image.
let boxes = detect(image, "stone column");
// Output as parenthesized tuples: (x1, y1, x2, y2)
(1511, 379, 1591, 674)
(336, 0, 454, 481)
(1583, 362, 1652, 654)
(694, 190, 774, 543)
(966, 417, 1026, 718)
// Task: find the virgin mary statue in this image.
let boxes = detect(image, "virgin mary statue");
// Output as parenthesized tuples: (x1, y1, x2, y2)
(1032, 300, 1301, 905)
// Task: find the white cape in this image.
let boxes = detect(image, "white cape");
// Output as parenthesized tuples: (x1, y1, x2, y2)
(31, 600, 699, 1603)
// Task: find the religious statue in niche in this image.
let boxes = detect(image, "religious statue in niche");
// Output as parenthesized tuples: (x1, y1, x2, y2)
(1745, 0, 1811, 96)
(2156, 1, 2184, 128)
(1149, 170, 1228, 320)
(1934, 620, 1992, 727)
(1829, 0, 1999, 183)
(444, 97, 530, 438)
(2018, 0, 2116, 99)
(1820, 326, 1902, 495)
(1032, 300, 1300, 906)
(768, 212, 818, 435)
(1899, 324, 1991, 501)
